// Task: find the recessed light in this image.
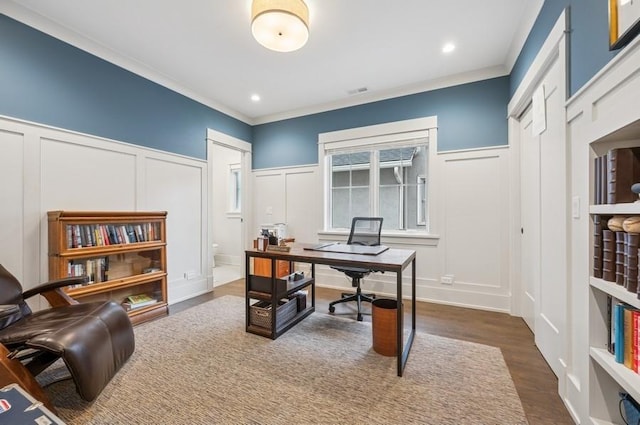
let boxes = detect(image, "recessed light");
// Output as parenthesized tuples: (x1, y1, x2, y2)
(251, 94, 261, 102)
(442, 43, 455, 53)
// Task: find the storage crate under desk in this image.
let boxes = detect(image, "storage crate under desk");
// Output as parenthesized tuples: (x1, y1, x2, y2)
(249, 298, 297, 330)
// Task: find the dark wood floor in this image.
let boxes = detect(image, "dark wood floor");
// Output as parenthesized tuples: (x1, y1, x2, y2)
(172, 280, 574, 425)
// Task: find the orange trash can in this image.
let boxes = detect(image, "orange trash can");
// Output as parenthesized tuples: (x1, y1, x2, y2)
(372, 298, 400, 356)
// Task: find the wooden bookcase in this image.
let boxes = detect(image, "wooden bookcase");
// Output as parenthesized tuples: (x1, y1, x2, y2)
(47, 211, 168, 325)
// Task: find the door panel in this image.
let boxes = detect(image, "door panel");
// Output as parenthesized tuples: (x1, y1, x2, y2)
(519, 55, 566, 378)
(520, 106, 539, 333)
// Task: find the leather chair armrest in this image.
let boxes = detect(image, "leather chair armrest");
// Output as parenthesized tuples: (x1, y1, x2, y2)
(22, 276, 88, 307)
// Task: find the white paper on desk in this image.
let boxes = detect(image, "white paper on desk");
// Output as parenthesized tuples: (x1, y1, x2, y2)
(532, 84, 546, 135)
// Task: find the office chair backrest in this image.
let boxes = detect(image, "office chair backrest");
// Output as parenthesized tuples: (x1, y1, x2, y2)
(347, 217, 383, 246)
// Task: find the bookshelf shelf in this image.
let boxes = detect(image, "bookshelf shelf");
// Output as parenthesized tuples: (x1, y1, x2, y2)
(58, 241, 166, 258)
(590, 277, 640, 310)
(591, 347, 640, 405)
(590, 203, 640, 215)
(47, 211, 168, 325)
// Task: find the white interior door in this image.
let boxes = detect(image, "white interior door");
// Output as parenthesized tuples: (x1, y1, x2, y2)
(518, 55, 566, 378)
(520, 105, 539, 333)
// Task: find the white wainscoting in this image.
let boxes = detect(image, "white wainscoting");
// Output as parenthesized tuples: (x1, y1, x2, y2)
(0, 116, 209, 307)
(252, 146, 513, 313)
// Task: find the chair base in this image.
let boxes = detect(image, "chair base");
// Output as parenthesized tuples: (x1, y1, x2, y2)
(328, 288, 376, 321)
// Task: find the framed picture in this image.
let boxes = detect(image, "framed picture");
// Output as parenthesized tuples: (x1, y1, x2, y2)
(609, 0, 640, 50)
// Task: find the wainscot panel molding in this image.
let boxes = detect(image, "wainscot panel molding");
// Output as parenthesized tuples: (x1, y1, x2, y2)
(0, 115, 209, 307)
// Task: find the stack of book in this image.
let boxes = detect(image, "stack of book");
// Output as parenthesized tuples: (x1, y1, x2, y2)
(593, 147, 640, 205)
(610, 299, 640, 374)
(121, 294, 157, 311)
(594, 215, 640, 295)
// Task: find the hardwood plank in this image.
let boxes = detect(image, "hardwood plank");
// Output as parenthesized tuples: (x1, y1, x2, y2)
(170, 280, 573, 425)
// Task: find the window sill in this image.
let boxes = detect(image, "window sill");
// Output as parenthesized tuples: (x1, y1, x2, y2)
(317, 230, 439, 246)
(226, 212, 242, 218)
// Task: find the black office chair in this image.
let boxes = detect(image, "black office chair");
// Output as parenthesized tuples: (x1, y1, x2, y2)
(328, 217, 383, 321)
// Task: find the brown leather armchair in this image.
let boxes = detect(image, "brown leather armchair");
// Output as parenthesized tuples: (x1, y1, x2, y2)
(0, 264, 135, 401)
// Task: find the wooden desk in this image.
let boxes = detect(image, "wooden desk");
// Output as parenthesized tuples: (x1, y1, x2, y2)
(245, 243, 416, 377)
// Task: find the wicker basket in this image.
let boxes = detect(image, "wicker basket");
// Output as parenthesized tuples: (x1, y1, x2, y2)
(250, 298, 297, 329)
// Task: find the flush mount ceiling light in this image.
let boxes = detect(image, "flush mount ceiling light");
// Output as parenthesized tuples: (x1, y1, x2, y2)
(251, 0, 309, 52)
(442, 42, 456, 53)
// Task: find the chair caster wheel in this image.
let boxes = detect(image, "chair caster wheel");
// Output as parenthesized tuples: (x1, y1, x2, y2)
(357, 314, 363, 321)
(329, 306, 335, 313)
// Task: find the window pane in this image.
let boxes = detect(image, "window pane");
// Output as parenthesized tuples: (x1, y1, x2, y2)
(331, 188, 351, 228)
(330, 152, 370, 228)
(379, 185, 400, 229)
(229, 167, 241, 213)
(351, 187, 370, 218)
(378, 146, 427, 230)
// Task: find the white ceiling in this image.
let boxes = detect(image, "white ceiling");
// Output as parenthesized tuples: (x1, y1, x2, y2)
(1, 0, 543, 125)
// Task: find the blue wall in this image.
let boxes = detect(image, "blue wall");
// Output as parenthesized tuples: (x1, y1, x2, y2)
(0, 14, 251, 159)
(511, 0, 617, 97)
(252, 77, 509, 169)
(1, 0, 623, 168)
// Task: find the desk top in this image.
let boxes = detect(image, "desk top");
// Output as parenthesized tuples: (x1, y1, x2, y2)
(247, 243, 415, 272)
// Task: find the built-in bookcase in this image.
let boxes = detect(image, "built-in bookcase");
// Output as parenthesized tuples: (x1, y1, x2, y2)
(47, 211, 168, 325)
(589, 139, 640, 424)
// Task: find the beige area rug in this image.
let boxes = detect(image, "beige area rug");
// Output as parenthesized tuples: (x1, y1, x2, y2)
(41, 296, 527, 424)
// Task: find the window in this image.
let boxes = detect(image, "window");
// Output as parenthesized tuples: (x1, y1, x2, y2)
(329, 143, 428, 231)
(320, 117, 436, 234)
(229, 164, 241, 213)
(330, 152, 371, 228)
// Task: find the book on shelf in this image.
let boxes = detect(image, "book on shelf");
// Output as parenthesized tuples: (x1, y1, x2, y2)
(616, 231, 626, 286)
(593, 215, 603, 279)
(603, 230, 616, 282)
(595, 157, 601, 205)
(600, 153, 608, 204)
(608, 295, 614, 355)
(615, 302, 625, 364)
(607, 147, 640, 204)
(626, 233, 640, 293)
(625, 307, 635, 370)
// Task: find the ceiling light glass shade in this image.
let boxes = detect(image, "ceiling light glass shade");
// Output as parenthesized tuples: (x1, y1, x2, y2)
(251, 0, 309, 52)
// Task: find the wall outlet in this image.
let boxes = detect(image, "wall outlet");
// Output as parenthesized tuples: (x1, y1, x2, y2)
(440, 275, 454, 285)
(184, 271, 197, 280)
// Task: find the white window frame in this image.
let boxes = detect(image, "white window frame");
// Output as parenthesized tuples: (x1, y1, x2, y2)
(318, 116, 438, 239)
(416, 174, 427, 225)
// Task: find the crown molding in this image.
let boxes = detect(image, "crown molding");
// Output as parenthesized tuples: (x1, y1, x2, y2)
(252, 66, 509, 125)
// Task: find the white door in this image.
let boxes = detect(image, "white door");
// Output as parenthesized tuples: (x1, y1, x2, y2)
(519, 105, 539, 333)
(519, 54, 566, 378)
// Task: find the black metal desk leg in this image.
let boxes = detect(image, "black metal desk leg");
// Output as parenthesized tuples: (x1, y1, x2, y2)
(397, 269, 403, 376)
